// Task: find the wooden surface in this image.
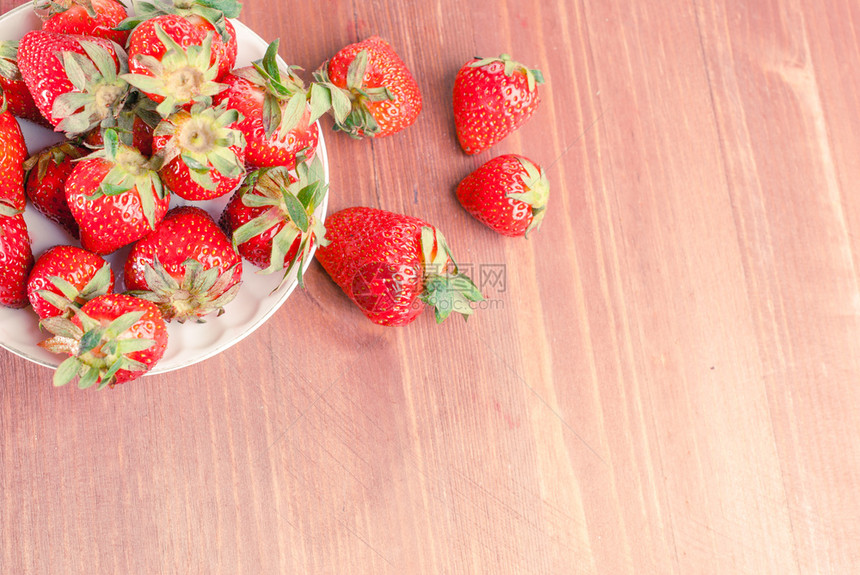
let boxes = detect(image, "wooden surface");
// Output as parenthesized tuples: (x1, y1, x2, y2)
(2, 0, 859, 572)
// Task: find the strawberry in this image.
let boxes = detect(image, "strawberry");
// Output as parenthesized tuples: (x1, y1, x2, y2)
(219, 156, 327, 287)
(122, 19, 225, 117)
(0, 40, 46, 125)
(38, 293, 168, 388)
(214, 41, 324, 170)
(0, 103, 27, 211)
(313, 36, 422, 138)
(26, 244, 114, 320)
(0, 205, 34, 309)
(36, 0, 130, 45)
(23, 141, 88, 238)
(17, 30, 129, 136)
(65, 129, 170, 254)
(456, 154, 549, 237)
(316, 207, 483, 326)
(84, 92, 159, 156)
(124, 206, 243, 322)
(452, 53, 544, 155)
(152, 102, 246, 200)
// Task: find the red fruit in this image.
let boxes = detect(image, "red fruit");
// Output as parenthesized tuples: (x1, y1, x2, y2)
(125, 206, 242, 322)
(152, 102, 246, 200)
(17, 30, 129, 136)
(456, 154, 549, 237)
(38, 293, 168, 388)
(0, 205, 33, 309)
(314, 36, 422, 138)
(0, 106, 27, 211)
(36, 0, 130, 45)
(26, 245, 114, 320)
(220, 157, 327, 287)
(214, 41, 320, 169)
(23, 141, 88, 238)
(316, 207, 483, 326)
(452, 53, 544, 155)
(0, 40, 47, 125)
(65, 130, 170, 255)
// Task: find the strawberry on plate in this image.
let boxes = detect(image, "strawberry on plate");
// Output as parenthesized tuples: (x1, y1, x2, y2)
(26, 244, 114, 320)
(214, 40, 324, 170)
(152, 102, 246, 200)
(36, 0, 130, 45)
(313, 35, 422, 138)
(65, 129, 170, 255)
(0, 40, 46, 125)
(456, 154, 549, 237)
(220, 155, 327, 287)
(0, 204, 33, 309)
(24, 141, 88, 238)
(453, 53, 544, 155)
(316, 207, 483, 326)
(124, 206, 243, 322)
(0, 101, 27, 211)
(17, 30, 129, 136)
(39, 293, 168, 389)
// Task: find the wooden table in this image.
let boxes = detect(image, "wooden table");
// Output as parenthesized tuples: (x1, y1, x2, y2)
(2, 0, 859, 572)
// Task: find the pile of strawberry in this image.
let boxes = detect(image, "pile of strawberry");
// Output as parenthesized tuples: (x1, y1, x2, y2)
(0, 0, 549, 391)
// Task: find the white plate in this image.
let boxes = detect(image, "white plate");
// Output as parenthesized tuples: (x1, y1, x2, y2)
(0, 4, 329, 375)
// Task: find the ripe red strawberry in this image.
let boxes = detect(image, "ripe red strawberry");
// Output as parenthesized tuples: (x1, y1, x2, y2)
(124, 206, 243, 322)
(0, 40, 47, 125)
(23, 141, 88, 238)
(214, 41, 321, 170)
(38, 293, 168, 388)
(316, 207, 483, 326)
(456, 154, 549, 237)
(36, 0, 130, 45)
(452, 53, 544, 155)
(17, 30, 129, 136)
(26, 245, 114, 320)
(313, 36, 422, 138)
(152, 102, 246, 200)
(65, 129, 170, 255)
(0, 104, 27, 211)
(220, 156, 327, 287)
(0, 205, 34, 309)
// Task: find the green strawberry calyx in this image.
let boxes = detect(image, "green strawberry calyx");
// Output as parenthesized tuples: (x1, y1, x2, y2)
(34, 0, 101, 19)
(128, 255, 243, 323)
(507, 156, 549, 237)
(51, 39, 131, 137)
(35, 262, 113, 318)
(231, 155, 329, 290)
(122, 26, 224, 117)
(468, 53, 545, 92)
(154, 101, 246, 191)
(117, 0, 241, 43)
(312, 48, 393, 139)
(38, 307, 155, 389)
(0, 201, 22, 218)
(85, 128, 166, 229)
(418, 226, 484, 323)
(0, 40, 20, 81)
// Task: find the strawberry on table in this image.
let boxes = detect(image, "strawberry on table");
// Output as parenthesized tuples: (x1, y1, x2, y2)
(0, 101, 27, 211)
(456, 154, 549, 237)
(0, 40, 46, 125)
(26, 244, 114, 320)
(453, 53, 544, 155)
(313, 35, 422, 138)
(65, 129, 170, 255)
(220, 156, 327, 288)
(24, 141, 88, 238)
(316, 207, 483, 326)
(17, 30, 129, 136)
(152, 102, 246, 201)
(214, 40, 324, 170)
(38, 293, 168, 388)
(0, 204, 33, 309)
(35, 0, 131, 45)
(124, 206, 243, 322)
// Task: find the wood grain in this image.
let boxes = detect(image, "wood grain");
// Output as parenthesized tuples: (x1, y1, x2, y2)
(2, 0, 859, 572)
